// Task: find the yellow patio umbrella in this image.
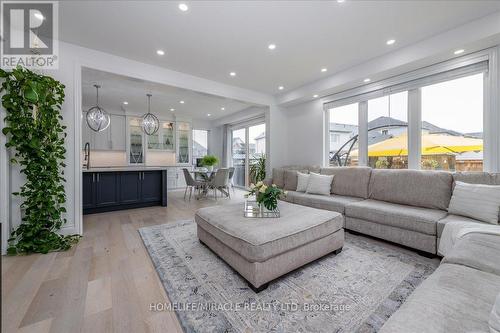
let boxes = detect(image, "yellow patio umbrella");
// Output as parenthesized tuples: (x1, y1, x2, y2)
(350, 133, 483, 157)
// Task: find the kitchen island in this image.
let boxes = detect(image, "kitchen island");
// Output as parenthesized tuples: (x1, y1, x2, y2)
(82, 167, 168, 214)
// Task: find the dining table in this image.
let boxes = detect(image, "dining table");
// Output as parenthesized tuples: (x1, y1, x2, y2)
(189, 169, 230, 199)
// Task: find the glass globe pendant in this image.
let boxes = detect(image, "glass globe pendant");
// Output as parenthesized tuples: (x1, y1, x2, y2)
(142, 93, 159, 135)
(86, 85, 110, 132)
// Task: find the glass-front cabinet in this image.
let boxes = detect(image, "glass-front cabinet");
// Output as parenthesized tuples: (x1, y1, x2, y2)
(128, 117, 144, 164)
(147, 121, 175, 150)
(176, 122, 191, 164)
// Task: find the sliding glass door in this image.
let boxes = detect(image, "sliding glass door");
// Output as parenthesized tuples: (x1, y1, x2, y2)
(231, 128, 246, 187)
(231, 123, 266, 188)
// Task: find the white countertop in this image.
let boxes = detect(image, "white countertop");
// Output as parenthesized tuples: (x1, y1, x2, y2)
(82, 166, 173, 172)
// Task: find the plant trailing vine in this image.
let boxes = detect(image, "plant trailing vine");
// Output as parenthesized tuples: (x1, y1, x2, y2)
(1, 66, 80, 255)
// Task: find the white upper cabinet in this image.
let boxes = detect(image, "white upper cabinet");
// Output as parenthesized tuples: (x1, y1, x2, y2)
(81, 112, 126, 151)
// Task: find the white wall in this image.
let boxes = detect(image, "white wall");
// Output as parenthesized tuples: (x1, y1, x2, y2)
(283, 99, 325, 166)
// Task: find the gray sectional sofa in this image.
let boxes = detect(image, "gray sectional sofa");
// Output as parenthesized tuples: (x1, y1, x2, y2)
(271, 166, 496, 255)
(269, 166, 500, 332)
(380, 232, 500, 333)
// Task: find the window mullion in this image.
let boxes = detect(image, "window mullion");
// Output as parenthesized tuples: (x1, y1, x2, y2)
(408, 88, 422, 170)
(358, 101, 368, 166)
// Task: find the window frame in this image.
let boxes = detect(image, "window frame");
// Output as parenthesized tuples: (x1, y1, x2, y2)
(324, 47, 498, 172)
(192, 128, 209, 163)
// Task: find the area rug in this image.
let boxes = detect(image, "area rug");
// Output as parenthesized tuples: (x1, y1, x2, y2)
(139, 220, 439, 333)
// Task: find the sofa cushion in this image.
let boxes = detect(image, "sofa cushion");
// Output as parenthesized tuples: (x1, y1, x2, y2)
(369, 169, 453, 210)
(296, 172, 310, 192)
(448, 181, 500, 224)
(320, 167, 371, 198)
(379, 263, 500, 333)
(345, 199, 446, 235)
(195, 201, 343, 262)
(437, 214, 485, 238)
(453, 171, 500, 187)
(272, 168, 285, 188)
(306, 172, 333, 196)
(287, 191, 363, 214)
(283, 170, 300, 191)
(443, 233, 500, 276)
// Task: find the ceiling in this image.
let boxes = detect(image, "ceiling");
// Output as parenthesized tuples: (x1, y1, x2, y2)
(81, 68, 256, 120)
(62, 1, 500, 95)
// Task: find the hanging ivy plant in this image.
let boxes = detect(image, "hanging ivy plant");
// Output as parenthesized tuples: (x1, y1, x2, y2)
(0, 66, 80, 255)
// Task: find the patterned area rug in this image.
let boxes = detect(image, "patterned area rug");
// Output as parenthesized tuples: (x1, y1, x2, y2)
(139, 220, 439, 333)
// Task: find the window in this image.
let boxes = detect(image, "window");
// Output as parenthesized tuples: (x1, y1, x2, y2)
(368, 91, 408, 169)
(325, 51, 490, 172)
(421, 73, 483, 171)
(328, 103, 358, 166)
(192, 129, 208, 165)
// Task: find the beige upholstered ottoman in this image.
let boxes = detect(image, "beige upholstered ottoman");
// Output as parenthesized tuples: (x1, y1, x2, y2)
(195, 201, 344, 292)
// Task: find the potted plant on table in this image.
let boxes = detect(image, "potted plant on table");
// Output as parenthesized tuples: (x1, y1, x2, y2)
(200, 155, 219, 172)
(246, 181, 286, 213)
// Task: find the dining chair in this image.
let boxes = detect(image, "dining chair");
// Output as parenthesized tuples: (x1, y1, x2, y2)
(228, 167, 235, 193)
(208, 168, 230, 200)
(182, 168, 204, 201)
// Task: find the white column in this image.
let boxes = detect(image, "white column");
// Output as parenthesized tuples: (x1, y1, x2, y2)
(408, 88, 422, 170)
(358, 101, 368, 166)
(483, 47, 499, 172)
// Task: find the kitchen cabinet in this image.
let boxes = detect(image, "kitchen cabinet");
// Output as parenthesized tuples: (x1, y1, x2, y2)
(81, 113, 126, 151)
(148, 121, 175, 151)
(83, 169, 167, 214)
(128, 117, 144, 164)
(176, 122, 191, 164)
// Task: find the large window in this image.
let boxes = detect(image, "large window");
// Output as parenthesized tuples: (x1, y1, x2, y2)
(328, 103, 358, 166)
(368, 91, 408, 169)
(421, 73, 483, 171)
(192, 129, 208, 165)
(326, 64, 487, 172)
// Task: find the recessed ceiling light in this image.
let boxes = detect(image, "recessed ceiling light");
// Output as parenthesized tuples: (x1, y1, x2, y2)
(229, 72, 236, 77)
(386, 39, 396, 45)
(207, 113, 211, 117)
(179, 100, 185, 104)
(363, 78, 371, 83)
(156, 49, 165, 56)
(170, 108, 175, 111)
(221, 107, 225, 110)
(178, 3, 189, 11)
(123, 101, 128, 105)
(268, 44, 276, 50)
(321, 68, 328, 73)
(337, 0, 345, 3)
(454, 49, 465, 55)
(34, 12, 44, 20)
(278, 86, 284, 90)
(313, 94, 319, 98)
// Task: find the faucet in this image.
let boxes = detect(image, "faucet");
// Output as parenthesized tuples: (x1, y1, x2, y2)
(83, 142, 90, 170)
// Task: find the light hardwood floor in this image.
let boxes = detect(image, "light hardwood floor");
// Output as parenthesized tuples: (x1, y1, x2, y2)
(2, 189, 246, 333)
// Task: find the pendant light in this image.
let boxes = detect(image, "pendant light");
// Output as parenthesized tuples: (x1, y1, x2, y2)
(142, 93, 159, 135)
(86, 84, 110, 132)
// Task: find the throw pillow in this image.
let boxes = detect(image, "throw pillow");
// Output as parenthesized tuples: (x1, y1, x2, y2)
(296, 172, 310, 192)
(448, 181, 500, 224)
(490, 293, 500, 333)
(306, 172, 334, 196)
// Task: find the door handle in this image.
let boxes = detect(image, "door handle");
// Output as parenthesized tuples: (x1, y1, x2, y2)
(92, 173, 95, 183)
(142, 172, 145, 180)
(139, 172, 141, 180)
(97, 173, 100, 182)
